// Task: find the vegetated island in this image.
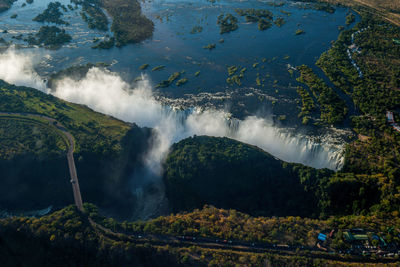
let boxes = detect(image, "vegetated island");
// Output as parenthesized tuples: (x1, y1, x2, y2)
(156, 71, 183, 88)
(26, 26, 72, 49)
(0, 0, 16, 13)
(72, 0, 154, 47)
(75, 0, 109, 31)
(203, 43, 216, 50)
(217, 13, 239, 34)
(296, 65, 348, 125)
(33, 2, 69, 25)
(235, 8, 274, 31)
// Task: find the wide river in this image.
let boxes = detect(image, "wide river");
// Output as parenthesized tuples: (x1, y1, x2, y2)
(0, 0, 357, 120)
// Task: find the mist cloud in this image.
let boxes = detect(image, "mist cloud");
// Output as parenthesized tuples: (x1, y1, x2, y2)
(0, 47, 47, 91)
(0, 48, 344, 173)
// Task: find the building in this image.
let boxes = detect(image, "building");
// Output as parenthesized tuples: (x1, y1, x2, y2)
(387, 111, 394, 123)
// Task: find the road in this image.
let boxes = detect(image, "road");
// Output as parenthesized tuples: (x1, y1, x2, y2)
(88, 220, 399, 264)
(351, 0, 400, 27)
(0, 112, 84, 211)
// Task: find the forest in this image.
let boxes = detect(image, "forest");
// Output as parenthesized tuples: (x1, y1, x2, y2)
(163, 136, 331, 217)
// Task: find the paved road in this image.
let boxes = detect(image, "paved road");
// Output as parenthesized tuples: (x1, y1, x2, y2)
(0, 112, 84, 211)
(89, 221, 399, 264)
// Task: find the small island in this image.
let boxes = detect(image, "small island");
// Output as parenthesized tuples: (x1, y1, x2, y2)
(217, 13, 239, 34)
(26, 26, 72, 49)
(203, 43, 216, 50)
(33, 2, 69, 25)
(0, 0, 16, 13)
(156, 71, 182, 88)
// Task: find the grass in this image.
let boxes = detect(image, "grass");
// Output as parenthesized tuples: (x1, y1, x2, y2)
(0, 116, 67, 160)
(0, 81, 131, 154)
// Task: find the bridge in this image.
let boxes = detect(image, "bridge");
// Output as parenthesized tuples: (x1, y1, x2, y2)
(0, 112, 84, 211)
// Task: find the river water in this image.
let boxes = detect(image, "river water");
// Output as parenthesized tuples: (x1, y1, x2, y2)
(0, 0, 358, 170)
(0, 0, 354, 97)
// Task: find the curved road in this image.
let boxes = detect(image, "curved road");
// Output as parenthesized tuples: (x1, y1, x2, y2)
(0, 112, 84, 211)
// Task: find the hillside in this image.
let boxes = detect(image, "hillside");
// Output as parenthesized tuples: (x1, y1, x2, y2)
(163, 134, 395, 218)
(163, 136, 332, 217)
(0, 80, 152, 218)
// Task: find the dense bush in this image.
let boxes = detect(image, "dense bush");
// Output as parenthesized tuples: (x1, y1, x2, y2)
(27, 26, 72, 48)
(163, 136, 332, 217)
(33, 2, 69, 25)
